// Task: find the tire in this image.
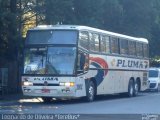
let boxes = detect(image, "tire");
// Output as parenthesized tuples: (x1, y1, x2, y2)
(86, 80, 95, 102)
(133, 80, 139, 96)
(42, 97, 52, 102)
(128, 80, 134, 97)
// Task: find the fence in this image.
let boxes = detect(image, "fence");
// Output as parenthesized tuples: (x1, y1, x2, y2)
(0, 68, 8, 95)
(0, 58, 21, 96)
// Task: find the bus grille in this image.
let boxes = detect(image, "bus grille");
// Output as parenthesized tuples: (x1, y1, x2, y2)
(149, 83, 156, 88)
(33, 83, 59, 86)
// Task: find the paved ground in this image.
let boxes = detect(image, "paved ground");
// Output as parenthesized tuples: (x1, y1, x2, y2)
(0, 92, 160, 120)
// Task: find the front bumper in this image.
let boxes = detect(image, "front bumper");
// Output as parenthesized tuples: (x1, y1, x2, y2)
(148, 82, 158, 90)
(22, 86, 78, 98)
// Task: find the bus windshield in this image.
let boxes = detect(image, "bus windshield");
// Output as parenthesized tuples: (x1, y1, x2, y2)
(149, 70, 158, 77)
(26, 30, 77, 44)
(24, 47, 76, 75)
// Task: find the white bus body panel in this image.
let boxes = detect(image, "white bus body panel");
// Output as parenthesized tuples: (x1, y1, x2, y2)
(87, 54, 149, 95)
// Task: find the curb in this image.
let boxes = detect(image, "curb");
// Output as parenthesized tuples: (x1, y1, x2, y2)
(0, 94, 23, 105)
(0, 100, 18, 106)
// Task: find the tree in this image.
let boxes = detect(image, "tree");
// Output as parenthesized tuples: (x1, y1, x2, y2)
(1, 0, 160, 59)
(44, 0, 74, 24)
(73, 0, 102, 26)
(7, 0, 18, 60)
(99, 0, 123, 32)
(17, 0, 45, 37)
(0, 0, 19, 60)
(150, 0, 160, 57)
(73, 0, 123, 31)
(119, 0, 155, 38)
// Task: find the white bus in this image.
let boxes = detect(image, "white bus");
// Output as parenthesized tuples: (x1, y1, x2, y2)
(22, 25, 149, 102)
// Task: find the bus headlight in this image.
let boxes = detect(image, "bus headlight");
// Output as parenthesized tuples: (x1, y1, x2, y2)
(59, 82, 74, 87)
(22, 81, 33, 86)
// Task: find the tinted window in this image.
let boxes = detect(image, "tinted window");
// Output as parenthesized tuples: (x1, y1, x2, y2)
(149, 70, 158, 77)
(100, 35, 110, 53)
(120, 39, 128, 55)
(24, 47, 76, 75)
(89, 33, 99, 52)
(79, 31, 89, 49)
(128, 41, 136, 56)
(136, 43, 143, 57)
(26, 30, 77, 44)
(143, 44, 149, 58)
(95, 34, 100, 51)
(111, 37, 119, 54)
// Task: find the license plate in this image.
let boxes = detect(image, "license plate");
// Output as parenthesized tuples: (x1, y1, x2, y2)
(42, 89, 50, 93)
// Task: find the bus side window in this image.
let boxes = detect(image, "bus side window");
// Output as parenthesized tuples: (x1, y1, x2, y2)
(120, 39, 128, 55)
(143, 44, 149, 58)
(136, 42, 143, 57)
(100, 35, 110, 54)
(128, 41, 136, 56)
(89, 33, 99, 52)
(95, 34, 100, 52)
(77, 51, 89, 73)
(79, 31, 89, 50)
(110, 37, 119, 54)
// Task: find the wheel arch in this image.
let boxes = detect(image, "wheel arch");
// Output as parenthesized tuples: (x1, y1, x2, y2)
(136, 77, 141, 92)
(129, 77, 134, 85)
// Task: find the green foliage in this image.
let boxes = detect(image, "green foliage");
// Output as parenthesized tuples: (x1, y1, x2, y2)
(41, 0, 160, 58)
(44, 0, 74, 24)
(1, 0, 160, 60)
(150, 56, 160, 67)
(0, 0, 19, 60)
(119, 0, 154, 37)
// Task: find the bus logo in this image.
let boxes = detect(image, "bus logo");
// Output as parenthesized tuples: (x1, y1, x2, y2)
(90, 57, 108, 86)
(44, 81, 48, 86)
(33, 77, 58, 81)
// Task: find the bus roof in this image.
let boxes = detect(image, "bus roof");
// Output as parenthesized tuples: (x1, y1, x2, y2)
(30, 25, 148, 43)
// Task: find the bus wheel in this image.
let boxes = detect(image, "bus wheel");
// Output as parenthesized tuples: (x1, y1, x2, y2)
(42, 97, 52, 102)
(128, 80, 134, 97)
(86, 80, 95, 102)
(133, 80, 139, 96)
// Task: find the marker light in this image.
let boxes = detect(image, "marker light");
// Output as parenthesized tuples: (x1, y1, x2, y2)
(59, 82, 74, 87)
(22, 81, 33, 86)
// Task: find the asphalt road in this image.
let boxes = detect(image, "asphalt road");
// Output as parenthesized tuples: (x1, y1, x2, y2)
(0, 92, 160, 120)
